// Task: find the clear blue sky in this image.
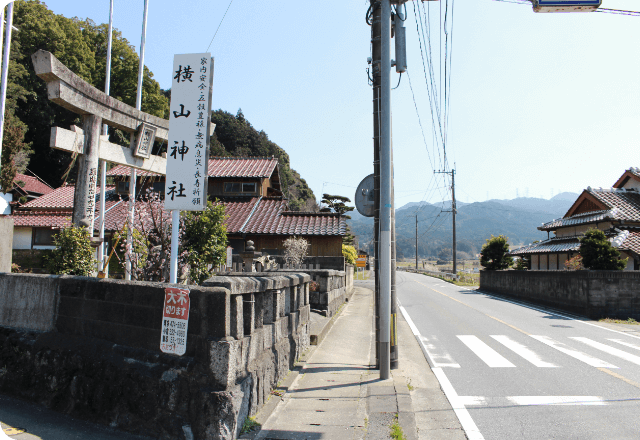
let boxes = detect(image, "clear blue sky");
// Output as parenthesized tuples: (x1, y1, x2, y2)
(41, 0, 640, 209)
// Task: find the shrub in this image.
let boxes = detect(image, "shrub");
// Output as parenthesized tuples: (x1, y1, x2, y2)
(564, 255, 584, 271)
(182, 201, 227, 285)
(45, 227, 96, 276)
(283, 236, 309, 267)
(342, 244, 357, 265)
(480, 235, 513, 270)
(513, 256, 530, 271)
(579, 229, 627, 270)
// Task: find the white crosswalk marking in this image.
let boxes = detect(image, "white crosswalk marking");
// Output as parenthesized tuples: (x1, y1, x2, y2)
(491, 335, 558, 367)
(571, 337, 640, 366)
(506, 396, 606, 406)
(609, 339, 640, 352)
(458, 335, 515, 367)
(420, 336, 460, 368)
(530, 336, 618, 368)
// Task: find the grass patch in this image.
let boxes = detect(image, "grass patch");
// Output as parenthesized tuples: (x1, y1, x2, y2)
(240, 416, 261, 434)
(390, 414, 406, 440)
(406, 379, 415, 392)
(599, 317, 639, 325)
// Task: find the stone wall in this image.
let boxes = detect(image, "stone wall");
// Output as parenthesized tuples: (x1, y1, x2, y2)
(0, 217, 13, 272)
(479, 270, 640, 320)
(271, 255, 345, 271)
(0, 272, 310, 440)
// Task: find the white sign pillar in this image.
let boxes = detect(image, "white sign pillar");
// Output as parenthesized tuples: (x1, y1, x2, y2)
(165, 53, 214, 283)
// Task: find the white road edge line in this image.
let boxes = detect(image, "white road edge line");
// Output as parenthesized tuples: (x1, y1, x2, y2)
(432, 368, 485, 440)
(506, 396, 606, 406)
(453, 285, 640, 342)
(399, 303, 485, 440)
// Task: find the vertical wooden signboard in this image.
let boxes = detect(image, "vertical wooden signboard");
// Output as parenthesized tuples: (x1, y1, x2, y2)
(165, 53, 214, 211)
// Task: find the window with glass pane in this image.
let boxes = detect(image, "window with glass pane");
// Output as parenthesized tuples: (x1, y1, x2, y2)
(224, 183, 242, 193)
(242, 183, 256, 193)
(34, 228, 56, 246)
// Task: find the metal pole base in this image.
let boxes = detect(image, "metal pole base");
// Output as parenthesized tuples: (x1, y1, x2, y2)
(379, 341, 390, 380)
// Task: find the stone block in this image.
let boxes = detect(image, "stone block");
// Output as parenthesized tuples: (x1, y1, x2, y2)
(263, 290, 275, 324)
(231, 295, 243, 340)
(208, 338, 243, 389)
(243, 293, 255, 336)
(0, 273, 59, 331)
(0, 217, 13, 272)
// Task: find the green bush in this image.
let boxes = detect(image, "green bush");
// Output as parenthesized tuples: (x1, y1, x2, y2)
(45, 227, 96, 276)
(182, 202, 228, 285)
(579, 229, 627, 270)
(480, 235, 513, 270)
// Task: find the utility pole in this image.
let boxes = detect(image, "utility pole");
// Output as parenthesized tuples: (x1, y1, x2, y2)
(435, 169, 457, 275)
(370, 0, 392, 380)
(415, 214, 418, 270)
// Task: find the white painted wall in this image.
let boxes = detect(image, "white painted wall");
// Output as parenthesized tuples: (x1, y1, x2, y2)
(531, 254, 539, 271)
(621, 252, 635, 271)
(555, 223, 611, 238)
(0, 193, 11, 215)
(13, 228, 32, 249)
(549, 254, 558, 270)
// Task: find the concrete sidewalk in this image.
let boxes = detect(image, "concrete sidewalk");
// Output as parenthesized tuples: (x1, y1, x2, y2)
(246, 285, 465, 440)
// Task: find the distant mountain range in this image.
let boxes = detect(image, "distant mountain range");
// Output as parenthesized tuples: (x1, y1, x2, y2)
(348, 192, 580, 260)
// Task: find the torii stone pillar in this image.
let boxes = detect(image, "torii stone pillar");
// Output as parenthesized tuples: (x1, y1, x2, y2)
(74, 114, 102, 228)
(31, 49, 170, 230)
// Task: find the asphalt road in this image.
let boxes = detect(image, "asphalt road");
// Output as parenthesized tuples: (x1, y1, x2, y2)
(396, 270, 640, 440)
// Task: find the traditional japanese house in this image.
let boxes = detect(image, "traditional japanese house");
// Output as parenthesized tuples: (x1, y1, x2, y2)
(510, 168, 640, 271)
(1, 173, 54, 215)
(11, 157, 346, 258)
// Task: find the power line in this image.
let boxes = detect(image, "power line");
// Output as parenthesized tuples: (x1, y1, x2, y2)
(206, 0, 235, 52)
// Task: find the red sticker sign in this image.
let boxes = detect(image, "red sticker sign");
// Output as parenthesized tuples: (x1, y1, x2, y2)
(160, 287, 190, 355)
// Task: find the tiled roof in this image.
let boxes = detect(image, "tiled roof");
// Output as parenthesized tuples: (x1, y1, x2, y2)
(244, 198, 287, 234)
(222, 197, 346, 236)
(510, 237, 581, 255)
(277, 212, 346, 235)
(511, 228, 637, 256)
(585, 188, 640, 220)
(208, 157, 278, 178)
(13, 173, 54, 195)
(539, 210, 615, 231)
(617, 229, 640, 256)
(21, 185, 117, 209)
(106, 165, 161, 178)
(12, 186, 345, 237)
(107, 157, 279, 178)
(12, 211, 72, 228)
(222, 197, 261, 232)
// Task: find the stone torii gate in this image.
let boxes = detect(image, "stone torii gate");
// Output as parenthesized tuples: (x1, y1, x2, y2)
(31, 49, 170, 229)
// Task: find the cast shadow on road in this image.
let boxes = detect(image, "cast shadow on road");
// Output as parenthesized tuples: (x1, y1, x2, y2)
(298, 363, 372, 374)
(451, 287, 580, 321)
(256, 429, 324, 439)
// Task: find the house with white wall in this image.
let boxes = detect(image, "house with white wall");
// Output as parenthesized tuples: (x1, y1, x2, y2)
(511, 168, 640, 271)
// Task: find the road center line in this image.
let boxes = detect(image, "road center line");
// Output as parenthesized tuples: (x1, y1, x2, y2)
(597, 368, 640, 390)
(410, 278, 531, 335)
